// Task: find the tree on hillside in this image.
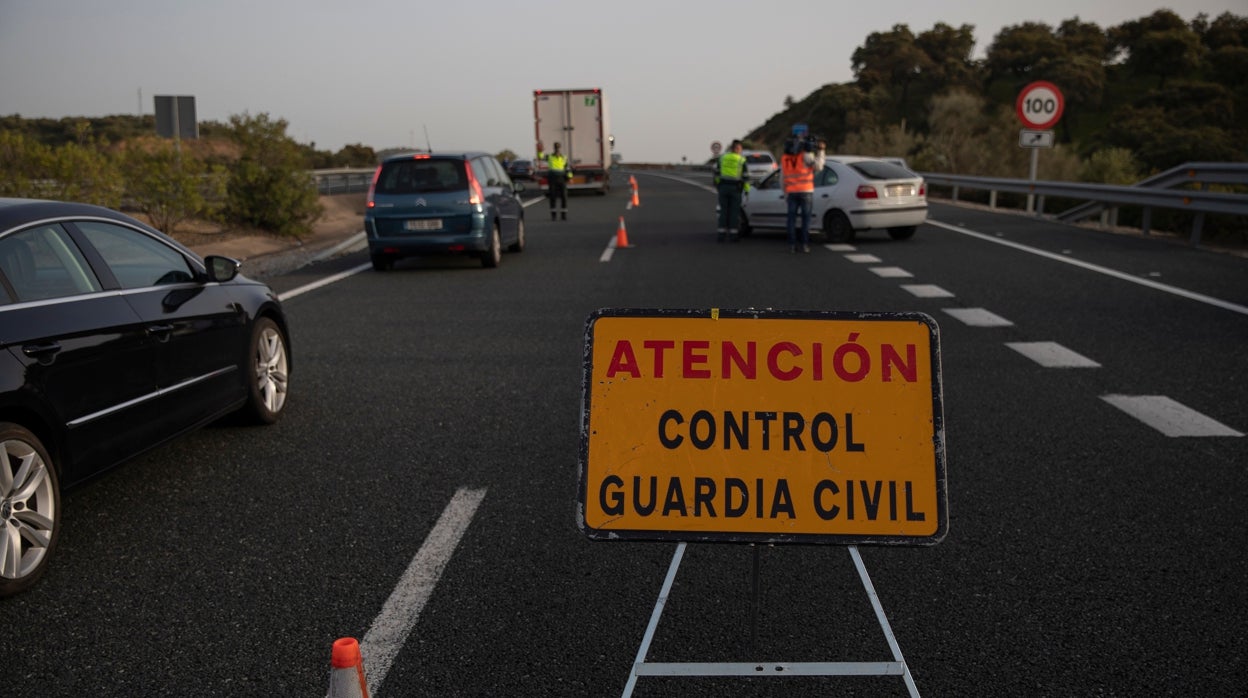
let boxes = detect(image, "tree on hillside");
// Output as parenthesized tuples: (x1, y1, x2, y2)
(984, 21, 1066, 80)
(1109, 10, 1205, 89)
(852, 25, 934, 125)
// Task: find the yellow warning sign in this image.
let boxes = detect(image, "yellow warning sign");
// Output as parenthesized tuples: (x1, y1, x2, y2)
(578, 309, 947, 545)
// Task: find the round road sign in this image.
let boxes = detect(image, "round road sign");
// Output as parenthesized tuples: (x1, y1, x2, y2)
(711, 141, 722, 156)
(1016, 81, 1065, 130)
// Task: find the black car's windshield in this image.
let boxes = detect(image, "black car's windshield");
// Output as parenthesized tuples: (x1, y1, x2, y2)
(374, 159, 466, 194)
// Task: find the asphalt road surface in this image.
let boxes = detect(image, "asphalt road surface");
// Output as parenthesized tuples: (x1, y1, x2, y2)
(4, 170, 1246, 697)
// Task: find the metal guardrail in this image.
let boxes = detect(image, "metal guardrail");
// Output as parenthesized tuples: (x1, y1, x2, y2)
(311, 168, 375, 195)
(921, 163, 1248, 245)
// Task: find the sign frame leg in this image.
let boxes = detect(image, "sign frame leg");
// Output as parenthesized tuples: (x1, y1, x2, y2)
(621, 543, 921, 697)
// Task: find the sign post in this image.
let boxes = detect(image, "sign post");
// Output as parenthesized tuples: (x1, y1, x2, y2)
(1015, 81, 1065, 214)
(579, 308, 946, 696)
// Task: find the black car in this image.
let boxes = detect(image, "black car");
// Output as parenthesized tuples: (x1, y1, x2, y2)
(0, 198, 292, 596)
(506, 159, 535, 180)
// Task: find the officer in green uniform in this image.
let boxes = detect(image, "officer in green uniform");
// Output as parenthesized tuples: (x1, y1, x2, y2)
(714, 139, 751, 242)
(537, 141, 572, 221)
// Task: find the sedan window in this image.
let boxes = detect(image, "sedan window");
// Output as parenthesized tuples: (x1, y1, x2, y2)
(816, 167, 840, 187)
(75, 221, 195, 289)
(0, 225, 102, 303)
(849, 160, 915, 180)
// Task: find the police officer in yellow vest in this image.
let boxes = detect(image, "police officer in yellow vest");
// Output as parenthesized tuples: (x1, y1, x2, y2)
(536, 141, 572, 221)
(714, 139, 751, 242)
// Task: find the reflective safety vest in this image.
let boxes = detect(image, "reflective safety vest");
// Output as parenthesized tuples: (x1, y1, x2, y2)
(539, 152, 570, 173)
(782, 153, 814, 193)
(716, 152, 747, 181)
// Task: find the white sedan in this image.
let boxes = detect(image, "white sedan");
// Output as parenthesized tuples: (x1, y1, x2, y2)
(740, 156, 927, 243)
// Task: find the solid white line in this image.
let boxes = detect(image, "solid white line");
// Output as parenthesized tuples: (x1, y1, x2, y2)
(277, 262, 372, 301)
(943, 307, 1014, 327)
(362, 487, 487, 696)
(926, 219, 1248, 316)
(1006, 341, 1100, 368)
(1101, 395, 1243, 437)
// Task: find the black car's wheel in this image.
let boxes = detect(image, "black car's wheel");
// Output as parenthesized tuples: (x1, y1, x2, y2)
(0, 423, 60, 598)
(240, 317, 290, 425)
(508, 218, 526, 253)
(888, 226, 917, 240)
(824, 210, 855, 243)
(482, 223, 502, 268)
(370, 254, 393, 271)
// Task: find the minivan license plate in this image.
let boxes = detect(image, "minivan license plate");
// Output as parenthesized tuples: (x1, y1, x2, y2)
(405, 219, 442, 231)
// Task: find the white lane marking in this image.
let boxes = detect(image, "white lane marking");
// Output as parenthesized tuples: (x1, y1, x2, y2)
(845, 253, 883, 263)
(1101, 395, 1244, 437)
(362, 487, 487, 696)
(901, 284, 955, 298)
(943, 307, 1014, 327)
(825, 243, 856, 252)
(869, 266, 913, 278)
(927, 219, 1248, 317)
(1006, 341, 1101, 368)
(278, 262, 372, 301)
(601, 236, 617, 263)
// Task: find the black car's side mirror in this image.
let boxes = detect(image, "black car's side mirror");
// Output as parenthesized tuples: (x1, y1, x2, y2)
(204, 255, 241, 283)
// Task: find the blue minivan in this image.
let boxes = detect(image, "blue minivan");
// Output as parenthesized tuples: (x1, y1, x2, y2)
(365, 152, 526, 270)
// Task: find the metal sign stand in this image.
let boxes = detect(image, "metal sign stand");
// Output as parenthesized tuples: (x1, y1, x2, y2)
(621, 542, 921, 697)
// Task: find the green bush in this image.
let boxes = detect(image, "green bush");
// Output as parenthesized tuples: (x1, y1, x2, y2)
(120, 139, 226, 235)
(223, 113, 321, 237)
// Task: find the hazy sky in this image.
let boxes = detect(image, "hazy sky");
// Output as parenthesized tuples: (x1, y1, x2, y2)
(1, 1, 1242, 163)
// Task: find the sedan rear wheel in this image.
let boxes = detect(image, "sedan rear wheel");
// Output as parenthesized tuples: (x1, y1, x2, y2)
(241, 317, 290, 425)
(482, 223, 502, 268)
(0, 423, 60, 598)
(824, 210, 855, 244)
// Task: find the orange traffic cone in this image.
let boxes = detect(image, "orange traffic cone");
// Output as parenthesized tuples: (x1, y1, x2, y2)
(631, 184, 640, 207)
(616, 216, 631, 248)
(327, 637, 370, 698)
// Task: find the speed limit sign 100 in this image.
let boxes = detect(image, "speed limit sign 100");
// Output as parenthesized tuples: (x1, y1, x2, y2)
(1016, 81, 1065, 130)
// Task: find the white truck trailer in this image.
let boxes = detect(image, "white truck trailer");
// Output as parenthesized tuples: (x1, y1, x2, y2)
(533, 88, 612, 194)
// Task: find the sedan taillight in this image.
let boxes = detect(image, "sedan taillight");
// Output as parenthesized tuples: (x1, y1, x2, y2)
(856, 185, 878, 199)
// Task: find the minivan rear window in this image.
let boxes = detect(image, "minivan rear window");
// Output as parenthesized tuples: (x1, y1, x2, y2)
(374, 159, 467, 194)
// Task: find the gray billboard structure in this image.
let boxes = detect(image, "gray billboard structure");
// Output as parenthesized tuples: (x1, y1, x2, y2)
(154, 95, 198, 140)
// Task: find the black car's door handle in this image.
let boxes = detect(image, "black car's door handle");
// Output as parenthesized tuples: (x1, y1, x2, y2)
(21, 341, 62, 359)
(146, 324, 175, 341)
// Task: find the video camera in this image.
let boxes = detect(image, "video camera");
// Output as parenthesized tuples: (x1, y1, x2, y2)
(783, 133, 820, 156)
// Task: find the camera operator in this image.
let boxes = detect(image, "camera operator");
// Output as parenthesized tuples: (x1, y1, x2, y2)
(780, 126, 826, 253)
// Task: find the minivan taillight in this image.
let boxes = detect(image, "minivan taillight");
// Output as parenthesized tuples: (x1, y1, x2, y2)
(856, 185, 878, 199)
(366, 165, 382, 208)
(464, 164, 484, 205)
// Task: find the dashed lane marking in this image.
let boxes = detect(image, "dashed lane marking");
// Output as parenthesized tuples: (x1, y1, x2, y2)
(943, 307, 1014, 327)
(845, 253, 883, 263)
(1101, 395, 1244, 437)
(869, 266, 914, 278)
(1006, 341, 1100, 368)
(901, 284, 955, 298)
